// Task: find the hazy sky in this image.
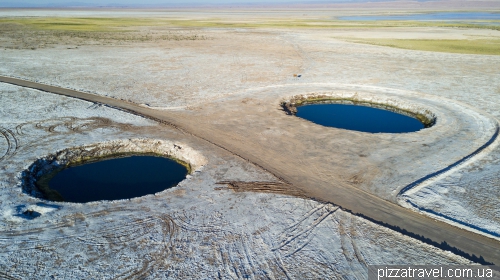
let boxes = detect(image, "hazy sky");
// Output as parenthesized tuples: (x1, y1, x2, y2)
(1, 0, 370, 8)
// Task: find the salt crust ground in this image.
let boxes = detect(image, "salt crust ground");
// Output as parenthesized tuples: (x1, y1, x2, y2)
(1, 14, 498, 239)
(0, 83, 472, 278)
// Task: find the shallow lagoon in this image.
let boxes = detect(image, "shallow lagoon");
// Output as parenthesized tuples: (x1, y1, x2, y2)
(339, 12, 500, 21)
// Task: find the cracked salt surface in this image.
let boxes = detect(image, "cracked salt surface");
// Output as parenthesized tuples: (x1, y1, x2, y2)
(0, 83, 471, 278)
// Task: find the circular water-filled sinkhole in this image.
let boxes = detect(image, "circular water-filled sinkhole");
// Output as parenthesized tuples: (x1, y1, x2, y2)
(37, 155, 188, 203)
(21, 139, 207, 203)
(282, 97, 435, 133)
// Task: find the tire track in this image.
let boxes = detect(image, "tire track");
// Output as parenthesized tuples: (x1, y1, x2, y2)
(273, 204, 338, 256)
(0, 218, 154, 250)
(0, 127, 18, 161)
(398, 123, 499, 196)
(216, 181, 306, 198)
(397, 124, 500, 240)
(2, 214, 180, 278)
(75, 218, 157, 246)
(0, 271, 21, 280)
(114, 260, 151, 280)
(112, 214, 179, 279)
(173, 212, 225, 234)
(0, 210, 158, 247)
(338, 214, 367, 280)
(16, 117, 128, 135)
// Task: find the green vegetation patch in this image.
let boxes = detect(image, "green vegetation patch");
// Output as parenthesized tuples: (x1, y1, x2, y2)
(346, 38, 500, 55)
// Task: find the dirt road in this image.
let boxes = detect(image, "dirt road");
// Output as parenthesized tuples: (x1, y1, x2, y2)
(2, 75, 499, 265)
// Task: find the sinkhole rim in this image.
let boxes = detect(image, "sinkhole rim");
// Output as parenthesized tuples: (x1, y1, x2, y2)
(281, 95, 437, 133)
(20, 138, 206, 204)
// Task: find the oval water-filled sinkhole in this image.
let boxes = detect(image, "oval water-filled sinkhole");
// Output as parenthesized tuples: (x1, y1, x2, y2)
(295, 103, 427, 133)
(37, 155, 188, 203)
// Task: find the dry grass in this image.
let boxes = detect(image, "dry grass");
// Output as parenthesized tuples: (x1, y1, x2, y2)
(0, 19, 208, 49)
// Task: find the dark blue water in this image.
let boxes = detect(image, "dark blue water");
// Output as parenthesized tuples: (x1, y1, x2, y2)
(296, 103, 424, 133)
(48, 155, 188, 203)
(339, 12, 500, 21)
